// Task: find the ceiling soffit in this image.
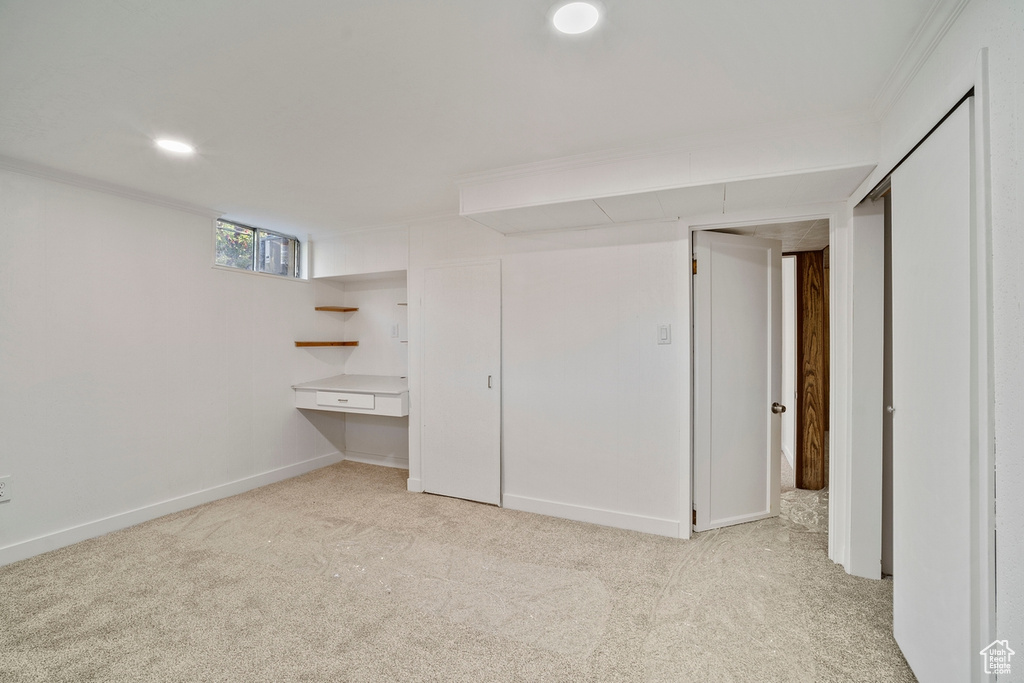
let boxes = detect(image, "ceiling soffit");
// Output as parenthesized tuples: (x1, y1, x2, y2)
(457, 115, 879, 216)
(464, 165, 875, 235)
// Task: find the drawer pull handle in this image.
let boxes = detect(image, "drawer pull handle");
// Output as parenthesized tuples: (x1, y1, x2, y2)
(336, 399, 348, 403)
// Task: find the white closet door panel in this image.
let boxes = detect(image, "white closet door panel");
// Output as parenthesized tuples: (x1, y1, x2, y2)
(421, 261, 501, 505)
(890, 101, 972, 683)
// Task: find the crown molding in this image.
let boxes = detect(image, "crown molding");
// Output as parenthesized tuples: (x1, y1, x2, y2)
(0, 155, 222, 219)
(869, 0, 971, 122)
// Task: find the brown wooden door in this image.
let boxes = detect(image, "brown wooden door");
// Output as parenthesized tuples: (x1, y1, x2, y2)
(794, 249, 828, 490)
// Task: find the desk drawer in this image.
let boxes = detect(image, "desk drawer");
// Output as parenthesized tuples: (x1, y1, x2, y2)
(315, 391, 375, 410)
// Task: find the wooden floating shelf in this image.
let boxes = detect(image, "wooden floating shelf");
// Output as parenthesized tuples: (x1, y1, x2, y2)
(294, 341, 359, 347)
(314, 306, 359, 312)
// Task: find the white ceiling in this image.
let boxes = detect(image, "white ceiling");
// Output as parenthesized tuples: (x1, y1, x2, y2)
(713, 219, 831, 253)
(0, 0, 951, 238)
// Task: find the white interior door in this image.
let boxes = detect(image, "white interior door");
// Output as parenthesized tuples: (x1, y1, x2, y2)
(890, 100, 974, 683)
(693, 230, 782, 531)
(781, 256, 797, 468)
(421, 261, 501, 505)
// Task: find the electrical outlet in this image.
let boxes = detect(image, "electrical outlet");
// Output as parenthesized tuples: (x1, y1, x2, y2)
(0, 476, 11, 503)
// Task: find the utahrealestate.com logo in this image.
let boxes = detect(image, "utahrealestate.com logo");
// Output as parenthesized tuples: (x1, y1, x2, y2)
(980, 640, 1015, 676)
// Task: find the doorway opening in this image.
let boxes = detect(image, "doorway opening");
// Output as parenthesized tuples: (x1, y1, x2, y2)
(788, 246, 830, 491)
(706, 220, 831, 493)
(692, 219, 831, 535)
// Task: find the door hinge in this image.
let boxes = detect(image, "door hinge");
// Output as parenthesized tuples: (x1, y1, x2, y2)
(692, 258, 697, 275)
(692, 509, 697, 526)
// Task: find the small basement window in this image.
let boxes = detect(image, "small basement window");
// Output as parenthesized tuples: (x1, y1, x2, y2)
(214, 219, 300, 278)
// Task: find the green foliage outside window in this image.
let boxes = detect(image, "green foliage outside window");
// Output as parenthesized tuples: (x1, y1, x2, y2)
(215, 221, 255, 270)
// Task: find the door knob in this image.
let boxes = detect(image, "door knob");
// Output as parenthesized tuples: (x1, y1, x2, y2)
(887, 406, 894, 414)
(771, 402, 786, 414)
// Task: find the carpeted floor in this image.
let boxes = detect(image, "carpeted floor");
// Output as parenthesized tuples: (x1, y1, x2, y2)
(0, 461, 913, 682)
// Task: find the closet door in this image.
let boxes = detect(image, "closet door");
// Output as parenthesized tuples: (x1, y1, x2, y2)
(421, 261, 501, 505)
(890, 99, 973, 683)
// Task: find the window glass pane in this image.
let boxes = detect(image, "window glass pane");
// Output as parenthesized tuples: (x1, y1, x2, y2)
(257, 230, 293, 277)
(214, 220, 298, 278)
(215, 221, 254, 270)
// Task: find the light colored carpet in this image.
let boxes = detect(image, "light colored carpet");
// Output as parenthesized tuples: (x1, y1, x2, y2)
(1, 461, 913, 682)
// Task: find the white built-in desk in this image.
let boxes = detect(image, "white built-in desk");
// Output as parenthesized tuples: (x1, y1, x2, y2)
(292, 374, 409, 417)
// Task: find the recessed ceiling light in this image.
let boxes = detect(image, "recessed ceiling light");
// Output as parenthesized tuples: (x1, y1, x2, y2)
(155, 138, 195, 155)
(552, 2, 600, 34)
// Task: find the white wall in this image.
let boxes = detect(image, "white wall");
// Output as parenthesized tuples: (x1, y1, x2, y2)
(0, 169, 342, 566)
(850, 0, 1023, 654)
(337, 276, 409, 378)
(501, 242, 687, 536)
(406, 217, 691, 536)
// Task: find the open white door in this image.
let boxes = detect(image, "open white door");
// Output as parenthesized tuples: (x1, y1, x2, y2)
(693, 230, 782, 531)
(421, 261, 502, 505)
(890, 99, 975, 683)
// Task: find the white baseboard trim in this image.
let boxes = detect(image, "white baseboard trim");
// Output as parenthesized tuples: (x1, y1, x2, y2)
(343, 451, 409, 470)
(502, 493, 682, 538)
(407, 477, 423, 492)
(0, 451, 346, 568)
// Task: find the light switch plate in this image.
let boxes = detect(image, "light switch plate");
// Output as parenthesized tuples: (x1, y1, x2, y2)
(657, 324, 671, 345)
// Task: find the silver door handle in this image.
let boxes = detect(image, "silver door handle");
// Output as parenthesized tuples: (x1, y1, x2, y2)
(887, 406, 894, 414)
(771, 402, 786, 414)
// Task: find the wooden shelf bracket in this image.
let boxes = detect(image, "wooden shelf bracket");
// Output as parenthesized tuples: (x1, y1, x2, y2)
(294, 341, 359, 347)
